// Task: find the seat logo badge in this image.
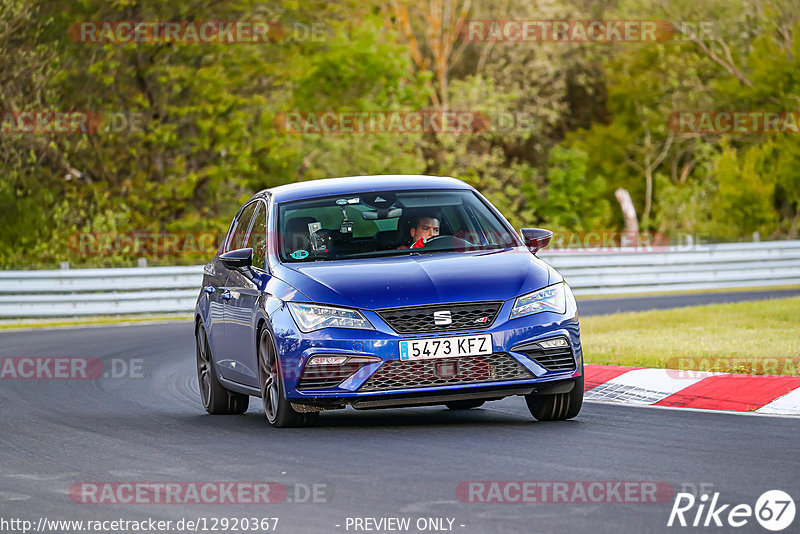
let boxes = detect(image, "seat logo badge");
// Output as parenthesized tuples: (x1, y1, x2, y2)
(434, 310, 452, 326)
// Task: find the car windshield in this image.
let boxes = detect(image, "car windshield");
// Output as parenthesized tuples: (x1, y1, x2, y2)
(278, 189, 519, 262)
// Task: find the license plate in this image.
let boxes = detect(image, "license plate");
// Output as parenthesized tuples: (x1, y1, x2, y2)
(399, 334, 492, 361)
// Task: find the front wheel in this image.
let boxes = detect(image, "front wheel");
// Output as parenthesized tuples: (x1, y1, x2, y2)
(196, 325, 249, 414)
(525, 376, 583, 421)
(258, 328, 318, 428)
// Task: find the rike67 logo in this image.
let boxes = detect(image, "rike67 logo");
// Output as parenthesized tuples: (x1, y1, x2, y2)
(668, 490, 795, 531)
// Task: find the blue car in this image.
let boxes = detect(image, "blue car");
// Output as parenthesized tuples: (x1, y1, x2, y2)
(194, 175, 583, 427)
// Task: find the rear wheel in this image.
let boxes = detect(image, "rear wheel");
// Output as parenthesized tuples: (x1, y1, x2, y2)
(445, 400, 485, 410)
(525, 376, 583, 421)
(258, 327, 318, 428)
(195, 324, 249, 414)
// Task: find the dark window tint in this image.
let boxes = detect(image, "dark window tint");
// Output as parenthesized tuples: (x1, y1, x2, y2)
(249, 202, 268, 269)
(226, 201, 259, 252)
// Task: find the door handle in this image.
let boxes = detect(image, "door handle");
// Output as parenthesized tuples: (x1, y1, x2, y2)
(203, 285, 215, 294)
(221, 290, 233, 300)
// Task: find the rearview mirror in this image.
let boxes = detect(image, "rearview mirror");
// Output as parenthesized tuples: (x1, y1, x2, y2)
(220, 247, 253, 271)
(362, 208, 403, 220)
(520, 228, 553, 254)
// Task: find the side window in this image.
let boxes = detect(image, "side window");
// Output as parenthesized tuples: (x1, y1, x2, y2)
(470, 205, 516, 246)
(249, 202, 268, 270)
(225, 201, 259, 252)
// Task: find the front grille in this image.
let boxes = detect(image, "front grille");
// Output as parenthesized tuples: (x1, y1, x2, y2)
(359, 353, 533, 391)
(518, 345, 576, 372)
(376, 301, 503, 334)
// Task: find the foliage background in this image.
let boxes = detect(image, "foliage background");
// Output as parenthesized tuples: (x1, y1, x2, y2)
(1, 0, 798, 268)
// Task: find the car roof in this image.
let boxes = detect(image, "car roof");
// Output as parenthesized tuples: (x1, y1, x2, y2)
(254, 175, 473, 203)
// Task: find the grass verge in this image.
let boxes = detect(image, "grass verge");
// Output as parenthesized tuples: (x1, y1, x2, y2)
(581, 297, 800, 375)
(0, 314, 192, 330)
(575, 284, 800, 300)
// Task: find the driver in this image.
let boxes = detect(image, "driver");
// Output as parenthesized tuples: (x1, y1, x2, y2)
(399, 213, 440, 249)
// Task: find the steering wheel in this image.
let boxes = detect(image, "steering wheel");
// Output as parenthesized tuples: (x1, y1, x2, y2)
(418, 235, 474, 250)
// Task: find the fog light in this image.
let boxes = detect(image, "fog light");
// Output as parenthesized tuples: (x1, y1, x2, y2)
(539, 338, 568, 349)
(308, 355, 349, 366)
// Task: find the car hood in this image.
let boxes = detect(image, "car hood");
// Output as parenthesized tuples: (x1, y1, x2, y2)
(274, 248, 553, 309)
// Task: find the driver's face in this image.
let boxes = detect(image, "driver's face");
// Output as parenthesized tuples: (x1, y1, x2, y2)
(410, 217, 440, 241)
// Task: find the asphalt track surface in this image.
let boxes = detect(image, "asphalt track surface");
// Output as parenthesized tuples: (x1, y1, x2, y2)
(2, 291, 800, 534)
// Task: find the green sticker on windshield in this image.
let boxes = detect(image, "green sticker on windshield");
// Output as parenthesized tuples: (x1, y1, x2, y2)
(291, 250, 309, 259)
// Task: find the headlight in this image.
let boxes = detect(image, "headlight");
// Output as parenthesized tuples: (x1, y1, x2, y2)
(510, 282, 566, 319)
(288, 303, 374, 332)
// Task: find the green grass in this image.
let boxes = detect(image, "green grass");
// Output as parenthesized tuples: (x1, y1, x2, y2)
(581, 297, 800, 375)
(0, 314, 192, 330)
(575, 284, 800, 300)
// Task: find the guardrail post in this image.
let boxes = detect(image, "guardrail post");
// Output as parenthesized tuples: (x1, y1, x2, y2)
(137, 258, 148, 268)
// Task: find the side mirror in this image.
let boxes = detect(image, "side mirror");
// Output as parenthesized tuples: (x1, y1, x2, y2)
(220, 247, 253, 271)
(520, 228, 553, 254)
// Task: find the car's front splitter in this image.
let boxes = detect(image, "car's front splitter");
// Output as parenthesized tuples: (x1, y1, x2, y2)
(287, 373, 581, 411)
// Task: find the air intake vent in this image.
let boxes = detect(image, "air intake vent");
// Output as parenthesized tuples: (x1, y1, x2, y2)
(514, 341, 576, 372)
(359, 353, 533, 391)
(297, 356, 377, 390)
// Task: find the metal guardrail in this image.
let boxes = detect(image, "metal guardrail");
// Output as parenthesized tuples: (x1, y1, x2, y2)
(540, 240, 800, 296)
(1, 240, 799, 317)
(0, 266, 203, 318)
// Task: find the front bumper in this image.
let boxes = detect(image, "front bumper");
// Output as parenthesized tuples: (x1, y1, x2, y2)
(291, 380, 578, 411)
(271, 296, 583, 406)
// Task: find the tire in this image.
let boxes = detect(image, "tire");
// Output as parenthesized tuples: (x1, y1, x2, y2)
(258, 327, 318, 428)
(525, 376, 583, 421)
(445, 400, 485, 410)
(196, 324, 249, 414)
